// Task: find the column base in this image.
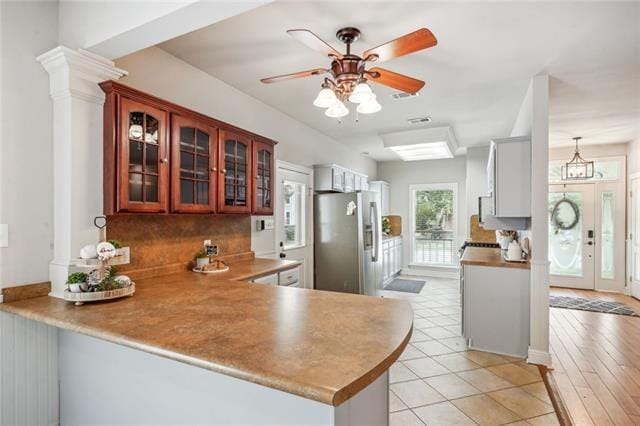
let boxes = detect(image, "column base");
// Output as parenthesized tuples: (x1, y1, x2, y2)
(527, 348, 552, 366)
(49, 260, 71, 298)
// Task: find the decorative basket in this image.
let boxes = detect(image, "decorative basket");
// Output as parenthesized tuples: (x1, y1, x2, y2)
(63, 283, 135, 306)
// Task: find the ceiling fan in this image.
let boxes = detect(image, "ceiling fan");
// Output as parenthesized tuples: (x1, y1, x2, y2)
(260, 27, 437, 118)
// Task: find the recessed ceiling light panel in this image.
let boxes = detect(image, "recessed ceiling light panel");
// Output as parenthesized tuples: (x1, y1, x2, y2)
(388, 142, 452, 161)
(380, 126, 458, 162)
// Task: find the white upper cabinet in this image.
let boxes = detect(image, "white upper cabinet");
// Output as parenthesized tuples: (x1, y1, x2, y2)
(368, 180, 390, 216)
(487, 136, 531, 218)
(314, 164, 367, 193)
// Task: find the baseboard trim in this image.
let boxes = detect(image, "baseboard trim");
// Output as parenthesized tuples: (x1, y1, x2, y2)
(527, 348, 552, 366)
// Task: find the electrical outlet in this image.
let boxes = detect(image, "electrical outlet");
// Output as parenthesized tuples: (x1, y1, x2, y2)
(264, 219, 275, 230)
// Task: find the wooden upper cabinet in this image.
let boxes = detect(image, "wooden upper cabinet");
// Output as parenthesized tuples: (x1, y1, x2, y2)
(252, 140, 275, 215)
(101, 81, 277, 215)
(218, 129, 252, 214)
(117, 97, 169, 213)
(171, 114, 218, 213)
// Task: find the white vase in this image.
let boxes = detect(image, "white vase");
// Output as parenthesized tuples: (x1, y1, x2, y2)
(196, 257, 209, 269)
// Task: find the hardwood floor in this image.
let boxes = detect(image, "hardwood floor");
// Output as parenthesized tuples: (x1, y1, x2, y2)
(549, 287, 640, 425)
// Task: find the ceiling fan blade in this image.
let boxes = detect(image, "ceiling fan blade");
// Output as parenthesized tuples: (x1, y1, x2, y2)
(363, 28, 437, 62)
(365, 67, 425, 94)
(287, 29, 343, 58)
(260, 68, 328, 84)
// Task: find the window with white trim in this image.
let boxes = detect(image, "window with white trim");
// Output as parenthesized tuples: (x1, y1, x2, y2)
(410, 183, 458, 266)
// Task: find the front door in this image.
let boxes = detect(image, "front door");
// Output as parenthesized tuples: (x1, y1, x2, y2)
(275, 162, 313, 289)
(549, 184, 595, 289)
(632, 176, 640, 299)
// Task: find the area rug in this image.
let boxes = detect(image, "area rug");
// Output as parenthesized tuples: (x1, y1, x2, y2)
(550, 295, 638, 316)
(384, 279, 425, 294)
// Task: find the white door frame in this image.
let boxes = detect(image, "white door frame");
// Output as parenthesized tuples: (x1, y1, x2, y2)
(275, 160, 314, 289)
(630, 172, 640, 299)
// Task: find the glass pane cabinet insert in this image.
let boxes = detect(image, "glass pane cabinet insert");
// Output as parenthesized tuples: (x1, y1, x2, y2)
(219, 130, 251, 213)
(119, 98, 168, 212)
(252, 140, 274, 214)
(172, 115, 217, 212)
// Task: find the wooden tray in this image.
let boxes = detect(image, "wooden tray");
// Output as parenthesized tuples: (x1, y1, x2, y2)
(63, 283, 135, 306)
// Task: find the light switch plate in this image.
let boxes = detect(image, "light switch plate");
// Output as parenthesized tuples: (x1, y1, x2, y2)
(0, 224, 8, 247)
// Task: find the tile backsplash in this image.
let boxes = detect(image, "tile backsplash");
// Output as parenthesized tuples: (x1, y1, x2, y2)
(106, 214, 251, 274)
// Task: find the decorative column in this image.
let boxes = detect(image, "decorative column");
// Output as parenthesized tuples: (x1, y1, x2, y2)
(528, 74, 551, 366)
(38, 47, 127, 297)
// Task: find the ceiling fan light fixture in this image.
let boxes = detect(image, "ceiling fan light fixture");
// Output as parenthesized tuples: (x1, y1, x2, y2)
(356, 95, 382, 114)
(325, 100, 349, 118)
(348, 82, 374, 104)
(313, 87, 337, 108)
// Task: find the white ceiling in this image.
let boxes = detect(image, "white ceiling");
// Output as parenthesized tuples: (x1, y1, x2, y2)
(159, 1, 640, 161)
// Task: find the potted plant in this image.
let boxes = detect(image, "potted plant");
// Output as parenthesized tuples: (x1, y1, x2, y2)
(67, 272, 88, 293)
(194, 248, 210, 269)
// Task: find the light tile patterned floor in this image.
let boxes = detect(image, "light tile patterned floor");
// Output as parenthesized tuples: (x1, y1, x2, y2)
(381, 276, 558, 426)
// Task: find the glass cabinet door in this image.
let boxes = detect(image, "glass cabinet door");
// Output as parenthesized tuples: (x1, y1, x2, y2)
(119, 98, 168, 212)
(218, 129, 252, 213)
(252, 140, 274, 214)
(171, 115, 217, 213)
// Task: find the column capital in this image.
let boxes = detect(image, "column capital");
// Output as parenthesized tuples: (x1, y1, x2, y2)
(37, 46, 127, 103)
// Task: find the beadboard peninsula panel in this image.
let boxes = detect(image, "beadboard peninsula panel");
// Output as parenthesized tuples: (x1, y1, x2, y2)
(0, 312, 58, 425)
(107, 214, 251, 274)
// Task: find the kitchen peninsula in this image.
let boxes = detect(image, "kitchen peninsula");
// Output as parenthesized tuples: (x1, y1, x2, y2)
(0, 257, 413, 425)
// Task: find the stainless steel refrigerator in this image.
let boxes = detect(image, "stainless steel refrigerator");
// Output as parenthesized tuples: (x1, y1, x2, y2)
(314, 191, 383, 296)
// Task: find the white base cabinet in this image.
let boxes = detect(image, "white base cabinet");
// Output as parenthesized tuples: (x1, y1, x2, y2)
(462, 264, 530, 357)
(382, 236, 402, 285)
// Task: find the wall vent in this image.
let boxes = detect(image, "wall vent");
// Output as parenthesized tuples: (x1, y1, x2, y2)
(407, 116, 432, 125)
(390, 92, 419, 100)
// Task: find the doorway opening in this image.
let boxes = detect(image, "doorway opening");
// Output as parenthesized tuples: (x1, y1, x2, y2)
(275, 161, 313, 289)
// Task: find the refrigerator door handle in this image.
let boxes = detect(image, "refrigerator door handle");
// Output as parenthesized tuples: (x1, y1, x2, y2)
(371, 201, 379, 262)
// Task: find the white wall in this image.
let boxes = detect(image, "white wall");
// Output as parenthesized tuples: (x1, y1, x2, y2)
(377, 157, 467, 273)
(0, 1, 57, 288)
(58, 1, 195, 51)
(465, 146, 490, 229)
(59, 0, 271, 60)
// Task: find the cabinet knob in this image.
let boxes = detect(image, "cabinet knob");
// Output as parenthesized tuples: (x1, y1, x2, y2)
(161, 158, 169, 163)
(210, 167, 217, 172)
(221, 169, 226, 174)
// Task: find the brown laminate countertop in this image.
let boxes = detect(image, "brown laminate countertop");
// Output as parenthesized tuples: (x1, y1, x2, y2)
(0, 258, 413, 406)
(460, 247, 531, 270)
